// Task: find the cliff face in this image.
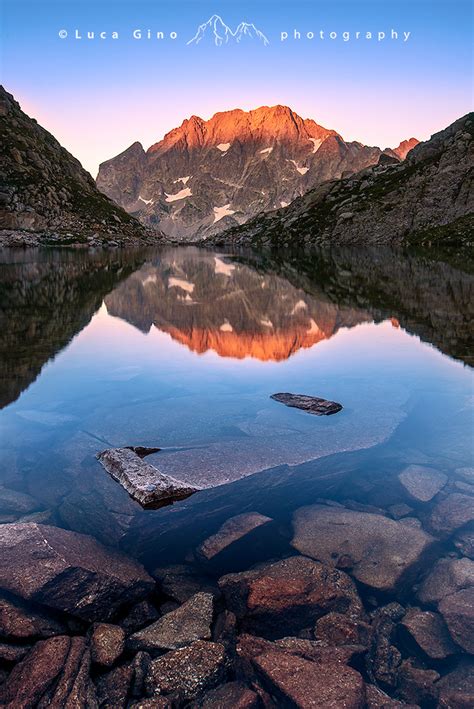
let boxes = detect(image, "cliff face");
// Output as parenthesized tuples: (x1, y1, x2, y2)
(0, 86, 161, 246)
(212, 114, 473, 250)
(97, 105, 410, 241)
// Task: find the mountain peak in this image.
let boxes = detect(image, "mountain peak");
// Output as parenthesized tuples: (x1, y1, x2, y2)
(187, 14, 269, 46)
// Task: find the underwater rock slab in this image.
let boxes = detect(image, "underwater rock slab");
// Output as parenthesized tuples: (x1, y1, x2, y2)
(270, 392, 343, 416)
(97, 447, 199, 508)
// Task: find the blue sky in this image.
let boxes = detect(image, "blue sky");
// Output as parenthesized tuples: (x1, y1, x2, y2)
(1, 0, 472, 176)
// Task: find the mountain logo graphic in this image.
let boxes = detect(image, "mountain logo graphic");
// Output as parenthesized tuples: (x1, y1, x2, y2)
(187, 14, 270, 46)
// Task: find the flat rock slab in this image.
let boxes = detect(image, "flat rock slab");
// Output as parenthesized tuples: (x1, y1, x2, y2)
(97, 447, 199, 508)
(292, 505, 435, 593)
(196, 512, 274, 565)
(398, 465, 447, 502)
(0, 523, 154, 621)
(271, 392, 343, 416)
(128, 592, 214, 652)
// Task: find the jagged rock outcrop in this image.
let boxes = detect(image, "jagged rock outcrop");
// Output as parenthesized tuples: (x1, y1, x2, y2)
(97, 105, 412, 240)
(0, 86, 162, 246)
(212, 113, 473, 249)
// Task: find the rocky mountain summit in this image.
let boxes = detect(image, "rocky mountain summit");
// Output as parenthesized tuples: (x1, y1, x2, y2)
(97, 105, 414, 240)
(211, 113, 473, 249)
(0, 86, 163, 247)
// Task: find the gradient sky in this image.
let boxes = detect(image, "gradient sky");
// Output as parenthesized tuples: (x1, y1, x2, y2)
(1, 0, 472, 177)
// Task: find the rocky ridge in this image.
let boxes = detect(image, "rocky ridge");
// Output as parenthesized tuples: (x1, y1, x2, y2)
(210, 113, 473, 249)
(0, 86, 164, 247)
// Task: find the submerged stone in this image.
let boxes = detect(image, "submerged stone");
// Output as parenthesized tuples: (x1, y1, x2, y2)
(397, 465, 447, 502)
(292, 505, 435, 593)
(439, 588, 474, 653)
(400, 607, 457, 659)
(196, 512, 274, 568)
(97, 447, 199, 508)
(270, 392, 343, 416)
(417, 557, 474, 605)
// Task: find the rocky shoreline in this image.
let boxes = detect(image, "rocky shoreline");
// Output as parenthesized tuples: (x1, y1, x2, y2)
(0, 460, 472, 707)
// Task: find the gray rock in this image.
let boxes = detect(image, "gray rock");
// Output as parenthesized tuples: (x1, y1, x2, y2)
(97, 447, 199, 508)
(145, 640, 228, 701)
(430, 494, 474, 535)
(400, 607, 457, 659)
(292, 505, 435, 593)
(439, 588, 474, 653)
(196, 512, 273, 564)
(0, 523, 154, 621)
(417, 557, 474, 605)
(129, 592, 214, 651)
(398, 465, 447, 502)
(270, 392, 342, 416)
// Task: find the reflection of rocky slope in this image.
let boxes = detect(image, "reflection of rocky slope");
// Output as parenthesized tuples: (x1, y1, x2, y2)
(104, 249, 370, 361)
(97, 105, 414, 241)
(213, 114, 473, 249)
(0, 250, 145, 407)
(252, 247, 474, 366)
(0, 87, 161, 247)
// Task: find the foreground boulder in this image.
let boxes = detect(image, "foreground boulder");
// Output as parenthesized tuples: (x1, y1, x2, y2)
(128, 592, 214, 652)
(397, 465, 447, 502)
(270, 392, 342, 416)
(97, 447, 199, 508)
(292, 505, 435, 593)
(219, 555, 363, 638)
(2, 635, 97, 708)
(438, 587, 474, 653)
(0, 523, 154, 621)
(145, 640, 228, 702)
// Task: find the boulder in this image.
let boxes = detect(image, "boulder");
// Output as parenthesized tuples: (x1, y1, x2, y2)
(145, 640, 228, 702)
(292, 505, 435, 593)
(417, 557, 474, 605)
(196, 512, 274, 570)
(0, 592, 65, 640)
(429, 494, 474, 536)
(436, 658, 474, 708)
(97, 447, 199, 507)
(439, 588, 474, 652)
(397, 465, 447, 502)
(249, 649, 366, 708)
(90, 622, 125, 666)
(270, 392, 342, 416)
(314, 611, 371, 647)
(399, 608, 457, 659)
(96, 651, 151, 708)
(0, 523, 154, 621)
(397, 658, 439, 706)
(218, 556, 363, 639)
(192, 681, 259, 708)
(129, 592, 214, 651)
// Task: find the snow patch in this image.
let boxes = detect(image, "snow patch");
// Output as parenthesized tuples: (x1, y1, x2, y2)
(291, 300, 307, 314)
(259, 147, 273, 155)
(290, 160, 309, 175)
(169, 277, 195, 294)
(220, 320, 233, 332)
(306, 318, 323, 335)
(217, 143, 231, 152)
(165, 187, 192, 203)
(174, 176, 191, 185)
(280, 201, 289, 208)
(213, 204, 235, 223)
(139, 195, 154, 205)
(309, 138, 323, 153)
(260, 318, 273, 328)
(142, 275, 157, 287)
(214, 256, 235, 276)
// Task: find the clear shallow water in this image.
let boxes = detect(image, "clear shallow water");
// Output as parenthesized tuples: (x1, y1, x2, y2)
(0, 245, 472, 568)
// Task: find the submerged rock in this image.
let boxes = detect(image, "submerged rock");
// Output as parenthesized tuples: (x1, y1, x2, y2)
(438, 587, 474, 653)
(152, 564, 218, 604)
(429, 493, 474, 536)
(128, 592, 214, 652)
(145, 640, 228, 702)
(97, 447, 199, 508)
(400, 607, 457, 659)
(90, 622, 125, 666)
(196, 512, 274, 569)
(0, 523, 154, 621)
(0, 592, 65, 640)
(0, 486, 39, 515)
(270, 392, 343, 416)
(219, 555, 362, 639)
(436, 658, 474, 708)
(397, 465, 447, 502)
(194, 681, 259, 709)
(417, 557, 474, 605)
(292, 505, 435, 593)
